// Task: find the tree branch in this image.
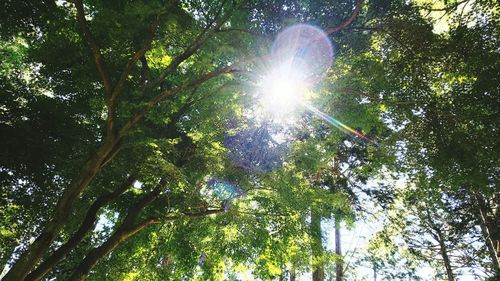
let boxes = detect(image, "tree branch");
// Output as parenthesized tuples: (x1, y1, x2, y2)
(72, 0, 113, 97)
(25, 175, 136, 281)
(150, 0, 233, 89)
(326, 0, 364, 34)
(109, 11, 165, 107)
(68, 207, 225, 281)
(119, 64, 236, 136)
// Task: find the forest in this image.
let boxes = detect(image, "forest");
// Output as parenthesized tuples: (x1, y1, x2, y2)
(0, 0, 498, 280)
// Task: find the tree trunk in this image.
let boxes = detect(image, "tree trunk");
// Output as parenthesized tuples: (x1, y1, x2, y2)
(311, 208, 324, 281)
(435, 228, 454, 281)
(290, 267, 296, 281)
(471, 191, 500, 277)
(3, 137, 121, 281)
(335, 216, 343, 281)
(24, 176, 134, 281)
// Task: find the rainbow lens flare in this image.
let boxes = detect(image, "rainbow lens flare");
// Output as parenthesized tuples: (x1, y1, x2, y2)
(303, 103, 371, 142)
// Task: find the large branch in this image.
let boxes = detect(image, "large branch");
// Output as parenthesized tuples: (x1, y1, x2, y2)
(68, 217, 159, 281)
(150, 0, 232, 89)
(67, 178, 168, 281)
(73, 0, 113, 97)
(116, 0, 235, 137)
(109, 12, 165, 108)
(154, 31, 211, 88)
(119, 64, 236, 136)
(2, 135, 121, 281)
(325, 0, 364, 34)
(3, 4, 233, 280)
(25, 176, 135, 281)
(74, 1, 167, 137)
(68, 207, 225, 281)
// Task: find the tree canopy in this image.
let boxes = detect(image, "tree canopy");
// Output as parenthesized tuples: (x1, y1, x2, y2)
(0, 0, 498, 280)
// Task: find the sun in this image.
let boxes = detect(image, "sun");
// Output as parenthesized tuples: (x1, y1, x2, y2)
(258, 66, 309, 118)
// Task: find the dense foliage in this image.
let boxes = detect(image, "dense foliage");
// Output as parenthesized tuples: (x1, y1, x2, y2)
(0, 0, 498, 280)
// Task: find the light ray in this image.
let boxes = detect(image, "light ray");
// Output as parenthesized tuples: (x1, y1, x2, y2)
(302, 103, 372, 142)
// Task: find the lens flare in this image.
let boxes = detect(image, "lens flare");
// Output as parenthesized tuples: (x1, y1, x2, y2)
(260, 66, 308, 114)
(224, 126, 288, 173)
(206, 179, 245, 211)
(257, 24, 333, 118)
(303, 103, 372, 142)
(197, 252, 205, 266)
(271, 24, 333, 82)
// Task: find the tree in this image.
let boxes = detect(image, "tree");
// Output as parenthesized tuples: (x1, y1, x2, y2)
(1, 0, 498, 280)
(334, 0, 499, 278)
(1, 0, 242, 279)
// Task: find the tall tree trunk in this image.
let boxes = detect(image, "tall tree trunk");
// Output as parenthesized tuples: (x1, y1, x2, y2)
(435, 228, 454, 281)
(25, 176, 134, 281)
(311, 208, 324, 281)
(335, 216, 343, 281)
(471, 191, 500, 277)
(3, 137, 121, 281)
(425, 208, 455, 281)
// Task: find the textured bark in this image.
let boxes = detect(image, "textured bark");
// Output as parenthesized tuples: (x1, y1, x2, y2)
(425, 208, 455, 281)
(325, 0, 364, 34)
(67, 180, 163, 281)
(24, 176, 135, 281)
(4, 64, 231, 280)
(3, 2, 229, 280)
(311, 208, 324, 281)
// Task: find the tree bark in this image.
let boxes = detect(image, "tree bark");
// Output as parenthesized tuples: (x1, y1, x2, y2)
(67, 178, 164, 281)
(3, 2, 230, 279)
(424, 207, 455, 281)
(3, 63, 231, 280)
(335, 216, 343, 281)
(325, 0, 364, 34)
(24, 176, 135, 281)
(311, 208, 324, 281)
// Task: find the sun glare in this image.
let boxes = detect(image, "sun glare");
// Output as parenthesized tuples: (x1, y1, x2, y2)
(253, 23, 333, 124)
(259, 67, 308, 117)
